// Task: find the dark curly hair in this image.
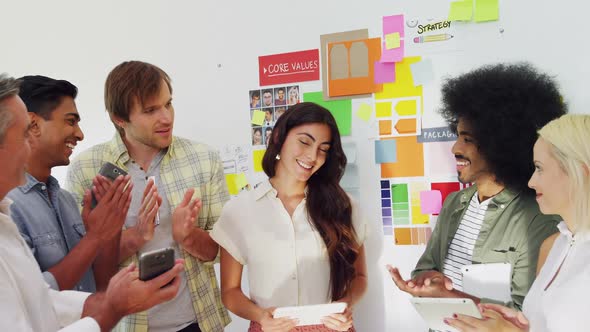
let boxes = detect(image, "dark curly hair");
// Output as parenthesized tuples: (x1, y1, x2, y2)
(262, 102, 359, 301)
(439, 63, 566, 191)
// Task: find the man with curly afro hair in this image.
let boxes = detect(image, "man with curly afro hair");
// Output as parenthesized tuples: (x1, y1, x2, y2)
(388, 63, 566, 310)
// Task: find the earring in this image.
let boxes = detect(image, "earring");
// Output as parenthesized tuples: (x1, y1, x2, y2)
(275, 154, 281, 160)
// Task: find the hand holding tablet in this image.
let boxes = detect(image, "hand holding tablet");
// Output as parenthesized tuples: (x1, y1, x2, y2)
(273, 302, 347, 326)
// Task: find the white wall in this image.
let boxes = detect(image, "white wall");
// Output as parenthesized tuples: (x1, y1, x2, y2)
(2, 0, 589, 331)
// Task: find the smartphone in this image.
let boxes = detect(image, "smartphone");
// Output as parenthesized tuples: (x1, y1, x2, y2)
(91, 162, 128, 208)
(139, 247, 175, 281)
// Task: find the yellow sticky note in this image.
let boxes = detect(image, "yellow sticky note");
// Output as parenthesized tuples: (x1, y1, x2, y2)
(375, 102, 392, 118)
(356, 103, 372, 122)
(251, 110, 265, 126)
(385, 32, 401, 50)
(235, 173, 248, 190)
(395, 99, 417, 116)
(474, 0, 499, 22)
(253, 149, 265, 172)
(225, 174, 239, 196)
(376, 57, 424, 100)
(448, 0, 473, 21)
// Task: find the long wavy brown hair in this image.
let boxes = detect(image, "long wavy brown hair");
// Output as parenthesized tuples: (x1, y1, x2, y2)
(262, 102, 359, 301)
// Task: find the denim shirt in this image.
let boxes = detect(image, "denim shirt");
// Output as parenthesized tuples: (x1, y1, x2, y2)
(7, 173, 96, 292)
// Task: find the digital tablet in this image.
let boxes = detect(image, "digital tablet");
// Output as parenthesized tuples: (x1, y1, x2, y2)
(461, 263, 512, 303)
(410, 297, 482, 332)
(273, 302, 347, 326)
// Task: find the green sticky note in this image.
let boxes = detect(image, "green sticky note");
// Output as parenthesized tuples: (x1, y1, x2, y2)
(385, 32, 401, 50)
(303, 92, 352, 136)
(251, 110, 265, 126)
(391, 183, 409, 204)
(474, 0, 499, 22)
(356, 103, 372, 122)
(448, 0, 473, 21)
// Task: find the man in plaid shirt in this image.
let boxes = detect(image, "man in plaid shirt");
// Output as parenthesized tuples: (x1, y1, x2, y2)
(66, 61, 230, 332)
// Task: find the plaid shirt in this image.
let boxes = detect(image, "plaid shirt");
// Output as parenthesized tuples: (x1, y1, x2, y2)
(65, 134, 231, 332)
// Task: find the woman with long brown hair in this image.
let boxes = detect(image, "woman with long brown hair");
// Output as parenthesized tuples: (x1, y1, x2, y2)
(211, 102, 367, 332)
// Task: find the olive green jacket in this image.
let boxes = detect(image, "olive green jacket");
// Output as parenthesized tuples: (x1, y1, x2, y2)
(412, 185, 559, 309)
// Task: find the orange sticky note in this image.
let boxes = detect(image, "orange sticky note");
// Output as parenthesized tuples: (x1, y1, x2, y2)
(379, 120, 392, 135)
(380, 137, 424, 178)
(395, 118, 417, 134)
(394, 227, 412, 245)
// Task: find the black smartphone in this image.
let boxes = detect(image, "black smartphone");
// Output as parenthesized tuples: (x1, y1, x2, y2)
(91, 162, 128, 208)
(139, 247, 175, 281)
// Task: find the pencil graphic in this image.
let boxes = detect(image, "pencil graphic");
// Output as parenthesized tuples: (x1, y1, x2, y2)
(413, 34, 453, 43)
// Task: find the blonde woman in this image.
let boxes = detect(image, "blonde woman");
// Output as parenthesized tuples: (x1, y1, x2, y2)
(446, 114, 590, 332)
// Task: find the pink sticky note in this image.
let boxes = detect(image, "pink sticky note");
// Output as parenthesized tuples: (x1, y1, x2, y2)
(420, 190, 442, 214)
(374, 61, 396, 84)
(381, 40, 405, 63)
(383, 14, 405, 37)
(381, 14, 405, 62)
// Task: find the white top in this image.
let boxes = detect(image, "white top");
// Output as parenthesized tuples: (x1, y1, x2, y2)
(523, 221, 590, 332)
(210, 180, 367, 309)
(443, 193, 490, 290)
(0, 198, 99, 332)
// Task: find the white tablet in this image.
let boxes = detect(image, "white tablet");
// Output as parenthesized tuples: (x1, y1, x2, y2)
(410, 297, 482, 332)
(273, 302, 347, 326)
(461, 263, 512, 303)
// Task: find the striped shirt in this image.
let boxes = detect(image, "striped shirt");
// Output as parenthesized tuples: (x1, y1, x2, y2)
(65, 134, 231, 332)
(442, 193, 491, 291)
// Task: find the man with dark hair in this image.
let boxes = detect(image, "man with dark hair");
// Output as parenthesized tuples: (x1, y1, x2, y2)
(274, 87, 286, 106)
(0, 73, 184, 331)
(66, 61, 230, 332)
(250, 90, 260, 108)
(261, 89, 273, 107)
(8, 75, 123, 293)
(388, 63, 566, 310)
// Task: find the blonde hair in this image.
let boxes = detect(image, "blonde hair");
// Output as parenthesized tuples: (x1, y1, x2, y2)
(538, 114, 590, 233)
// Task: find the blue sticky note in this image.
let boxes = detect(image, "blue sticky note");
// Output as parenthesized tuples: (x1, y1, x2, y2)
(375, 140, 397, 163)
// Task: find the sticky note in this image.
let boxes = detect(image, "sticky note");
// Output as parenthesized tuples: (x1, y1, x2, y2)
(303, 92, 352, 136)
(375, 140, 397, 163)
(235, 173, 248, 190)
(410, 59, 434, 86)
(474, 0, 499, 22)
(251, 110, 265, 126)
(356, 103, 372, 122)
(449, 0, 473, 21)
(395, 99, 418, 116)
(395, 118, 417, 134)
(381, 14, 405, 62)
(394, 227, 412, 245)
(420, 190, 443, 214)
(380, 136, 424, 177)
(374, 61, 396, 84)
(375, 57, 423, 100)
(252, 149, 265, 172)
(385, 32, 401, 50)
(376, 102, 392, 118)
(379, 120, 392, 135)
(225, 174, 239, 196)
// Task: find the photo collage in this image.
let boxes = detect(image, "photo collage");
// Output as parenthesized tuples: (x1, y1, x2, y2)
(249, 85, 300, 147)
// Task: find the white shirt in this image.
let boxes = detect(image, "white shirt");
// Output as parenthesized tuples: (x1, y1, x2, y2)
(0, 198, 99, 332)
(210, 180, 367, 309)
(522, 221, 590, 332)
(442, 193, 490, 290)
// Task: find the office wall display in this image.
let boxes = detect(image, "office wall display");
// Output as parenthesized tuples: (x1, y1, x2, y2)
(3, 0, 588, 331)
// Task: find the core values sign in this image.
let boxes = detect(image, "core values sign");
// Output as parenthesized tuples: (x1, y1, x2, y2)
(258, 49, 320, 86)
